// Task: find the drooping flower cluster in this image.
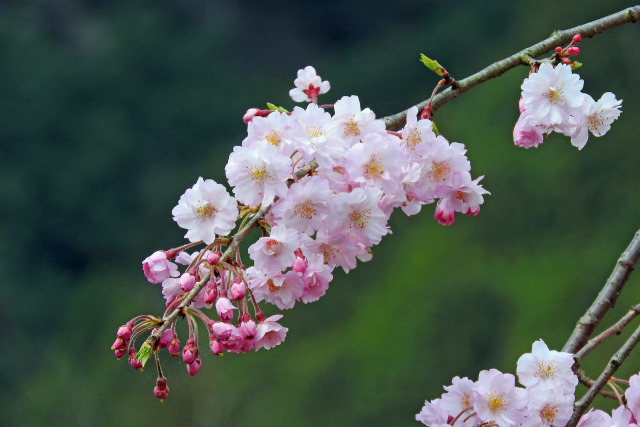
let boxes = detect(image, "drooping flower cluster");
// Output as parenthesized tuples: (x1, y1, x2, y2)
(513, 35, 622, 150)
(416, 339, 640, 426)
(114, 66, 489, 400)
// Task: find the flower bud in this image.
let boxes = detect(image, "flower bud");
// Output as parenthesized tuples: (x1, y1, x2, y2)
(181, 339, 197, 364)
(179, 272, 196, 292)
(211, 321, 234, 341)
(210, 339, 224, 356)
(114, 347, 127, 359)
(292, 256, 307, 274)
(153, 377, 170, 401)
(216, 297, 237, 321)
(240, 319, 257, 340)
(243, 108, 259, 124)
(111, 338, 126, 350)
(206, 252, 221, 265)
(572, 34, 582, 44)
(567, 47, 580, 56)
(204, 284, 217, 305)
(117, 324, 133, 341)
(555, 46, 562, 53)
(186, 356, 202, 376)
(230, 282, 246, 301)
(128, 349, 143, 371)
(158, 329, 175, 349)
(169, 337, 181, 357)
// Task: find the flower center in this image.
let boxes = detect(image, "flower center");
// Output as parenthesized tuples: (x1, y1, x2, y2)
(364, 154, 384, 180)
(348, 209, 371, 230)
(196, 202, 217, 220)
(541, 404, 557, 422)
(430, 161, 451, 183)
(543, 87, 565, 104)
(343, 118, 360, 136)
(404, 128, 422, 149)
(536, 361, 558, 380)
(488, 392, 508, 414)
(248, 165, 272, 184)
(306, 125, 324, 139)
(265, 130, 281, 146)
(588, 113, 604, 135)
(294, 200, 317, 219)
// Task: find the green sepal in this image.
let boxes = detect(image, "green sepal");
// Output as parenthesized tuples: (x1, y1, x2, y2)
(266, 103, 289, 113)
(432, 121, 439, 136)
(570, 61, 583, 70)
(135, 342, 152, 368)
(420, 54, 447, 77)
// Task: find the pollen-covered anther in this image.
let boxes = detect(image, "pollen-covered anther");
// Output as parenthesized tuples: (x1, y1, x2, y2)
(343, 118, 360, 136)
(265, 130, 282, 145)
(348, 209, 371, 229)
(363, 155, 384, 179)
(535, 361, 558, 380)
(248, 165, 272, 184)
(294, 200, 317, 219)
(541, 404, 558, 422)
(196, 202, 218, 220)
(543, 88, 565, 104)
(430, 161, 451, 183)
(306, 125, 324, 138)
(404, 129, 422, 149)
(588, 114, 604, 135)
(488, 392, 508, 414)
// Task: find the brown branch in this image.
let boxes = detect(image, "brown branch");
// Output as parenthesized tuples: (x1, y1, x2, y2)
(563, 229, 640, 354)
(574, 368, 621, 400)
(382, 6, 640, 130)
(575, 303, 640, 360)
(567, 323, 640, 427)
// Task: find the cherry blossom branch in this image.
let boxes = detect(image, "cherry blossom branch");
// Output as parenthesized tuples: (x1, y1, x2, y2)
(382, 5, 640, 130)
(563, 228, 640, 354)
(575, 368, 621, 400)
(567, 323, 640, 427)
(144, 160, 320, 348)
(575, 303, 640, 361)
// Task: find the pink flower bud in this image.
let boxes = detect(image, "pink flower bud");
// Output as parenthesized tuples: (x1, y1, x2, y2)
(292, 256, 307, 274)
(181, 339, 198, 364)
(555, 46, 562, 53)
(153, 377, 169, 400)
(210, 321, 234, 341)
(240, 319, 257, 340)
(204, 284, 217, 305)
(128, 349, 143, 371)
(117, 324, 133, 341)
(434, 200, 455, 226)
(158, 329, 175, 349)
(111, 338, 126, 350)
(230, 282, 246, 301)
(467, 206, 481, 216)
(186, 356, 202, 376)
(567, 46, 580, 56)
(142, 250, 178, 284)
(572, 34, 582, 44)
(169, 337, 181, 357)
(206, 252, 221, 265)
(210, 339, 224, 356)
(216, 297, 237, 321)
(179, 272, 196, 292)
(114, 347, 127, 359)
(243, 108, 260, 123)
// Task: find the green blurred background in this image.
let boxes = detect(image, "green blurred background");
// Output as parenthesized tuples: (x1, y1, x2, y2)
(2, 1, 640, 425)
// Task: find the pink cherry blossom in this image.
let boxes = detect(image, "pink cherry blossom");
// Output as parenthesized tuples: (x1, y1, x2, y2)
(516, 339, 577, 393)
(472, 369, 527, 427)
(254, 314, 288, 351)
(289, 65, 330, 103)
(225, 141, 292, 207)
(248, 224, 302, 274)
(570, 92, 623, 150)
(335, 187, 389, 247)
(331, 95, 386, 146)
(625, 372, 640, 422)
(400, 106, 437, 159)
(142, 250, 179, 284)
(171, 177, 238, 244)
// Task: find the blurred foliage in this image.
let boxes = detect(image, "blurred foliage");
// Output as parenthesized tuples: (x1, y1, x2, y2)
(2, 0, 640, 425)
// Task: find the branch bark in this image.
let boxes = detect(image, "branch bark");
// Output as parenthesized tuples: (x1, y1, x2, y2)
(563, 229, 640, 354)
(575, 303, 640, 361)
(382, 6, 640, 130)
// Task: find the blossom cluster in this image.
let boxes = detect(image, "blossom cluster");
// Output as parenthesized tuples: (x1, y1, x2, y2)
(416, 339, 640, 427)
(113, 65, 489, 400)
(513, 35, 622, 150)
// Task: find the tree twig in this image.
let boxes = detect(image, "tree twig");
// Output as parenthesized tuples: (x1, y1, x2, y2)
(575, 303, 640, 361)
(574, 368, 621, 400)
(382, 6, 640, 130)
(563, 229, 640, 354)
(567, 323, 640, 427)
